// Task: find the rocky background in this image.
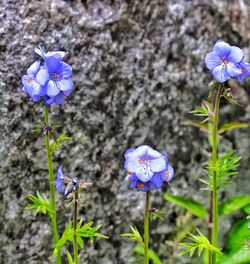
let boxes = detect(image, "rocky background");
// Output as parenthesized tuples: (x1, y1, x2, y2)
(1, 0, 250, 263)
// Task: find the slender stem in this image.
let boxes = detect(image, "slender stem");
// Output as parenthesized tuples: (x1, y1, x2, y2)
(144, 192, 150, 264)
(211, 85, 223, 264)
(73, 188, 79, 264)
(44, 106, 61, 264)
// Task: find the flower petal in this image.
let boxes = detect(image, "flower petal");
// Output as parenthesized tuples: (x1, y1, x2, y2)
(212, 65, 230, 83)
(135, 165, 154, 182)
(58, 79, 74, 92)
(46, 80, 60, 97)
(35, 47, 46, 60)
(227, 62, 242, 77)
(125, 148, 135, 159)
(36, 69, 50, 86)
(54, 92, 65, 105)
(62, 62, 72, 79)
(205, 51, 221, 71)
(150, 172, 164, 189)
(213, 41, 231, 57)
(146, 146, 162, 159)
(45, 55, 62, 74)
(163, 165, 174, 182)
(27, 61, 41, 75)
(31, 82, 42, 97)
(150, 156, 167, 172)
(228, 46, 244, 63)
(44, 96, 55, 105)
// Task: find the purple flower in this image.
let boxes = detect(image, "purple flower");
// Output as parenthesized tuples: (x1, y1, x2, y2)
(205, 41, 244, 83)
(56, 165, 64, 193)
(22, 47, 73, 106)
(22, 61, 49, 102)
(35, 46, 67, 61)
(56, 166, 78, 196)
(236, 62, 250, 82)
(44, 55, 74, 99)
(124, 145, 174, 192)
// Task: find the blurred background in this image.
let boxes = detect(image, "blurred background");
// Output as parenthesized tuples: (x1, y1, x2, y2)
(0, 0, 250, 263)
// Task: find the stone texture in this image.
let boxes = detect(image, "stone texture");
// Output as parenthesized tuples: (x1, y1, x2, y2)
(0, 0, 250, 263)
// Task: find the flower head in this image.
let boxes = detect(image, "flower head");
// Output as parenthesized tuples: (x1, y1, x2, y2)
(124, 145, 174, 192)
(236, 62, 250, 82)
(56, 166, 91, 197)
(44, 56, 74, 99)
(205, 41, 244, 83)
(35, 46, 67, 61)
(22, 61, 48, 102)
(22, 47, 74, 106)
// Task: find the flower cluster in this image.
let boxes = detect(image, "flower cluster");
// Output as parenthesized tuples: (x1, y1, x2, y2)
(205, 40, 250, 83)
(124, 145, 174, 192)
(22, 47, 74, 105)
(56, 166, 92, 196)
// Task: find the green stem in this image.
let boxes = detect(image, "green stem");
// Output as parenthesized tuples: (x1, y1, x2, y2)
(73, 188, 79, 264)
(211, 85, 223, 264)
(144, 192, 150, 264)
(44, 106, 61, 264)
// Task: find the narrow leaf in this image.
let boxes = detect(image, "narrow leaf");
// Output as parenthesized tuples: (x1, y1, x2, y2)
(219, 196, 250, 215)
(164, 194, 207, 219)
(219, 122, 249, 134)
(133, 245, 162, 264)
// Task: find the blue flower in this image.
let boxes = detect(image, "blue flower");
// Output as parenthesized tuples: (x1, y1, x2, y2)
(124, 145, 174, 192)
(35, 46, 67, 61)
(205, 41, 244, 83)
(56, 165, 65, 193)
(44, 55, 74, 99)
(236, 62, 250, 82)
(22, 47, 73, 106)
(22, 61, 49, 102)
(56, 166, 79, 196)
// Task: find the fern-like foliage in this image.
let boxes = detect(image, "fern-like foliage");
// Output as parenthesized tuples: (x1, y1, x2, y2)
(50, 133, 72, 153)
(121, 226, 144, 246)
(53, 220, 108, 256)
(25, 191, 52, 217)
(179, 229, 222, 257)
(200, 150, 241, 190)
(190, 100, 214, 123)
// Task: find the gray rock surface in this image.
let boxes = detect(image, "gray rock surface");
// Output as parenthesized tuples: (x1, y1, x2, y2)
(0, 0, 250, 263)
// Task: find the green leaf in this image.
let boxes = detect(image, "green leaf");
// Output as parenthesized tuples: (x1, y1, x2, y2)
(222, 88, 242, 106)
(133, 245, 162, 264)
(182, 119, 208, 132)
(50, 133, 72, 153)
(226, 219, 250, 252)
(204, 150, 241, 190)
(243, 204, 250, 215)
(179, 229, 222, 257)
(66, 251, 74, 264)
(219, 196, 250, 215)
(25, 191, 52, 217)
(54, 221, 74, 256)
(164, 194, 207, 219)
(76, 221, 108, 243)
(218, 247, 250, 264)
(219, 122, 249, 134)
(149, 209, 165, 221)
(121, 226, 144, 245)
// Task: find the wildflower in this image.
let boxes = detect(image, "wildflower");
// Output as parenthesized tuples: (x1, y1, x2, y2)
(124, 145, 174, 192)
(44, 55, 74, 98)
(205, 41, 243, 83)
(22, 47, 73, 106)
(236, 61, 250, 82)
(35, 46, 67, 61)
(56, 166, 91, 196)
(22, 61, 49, 102)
